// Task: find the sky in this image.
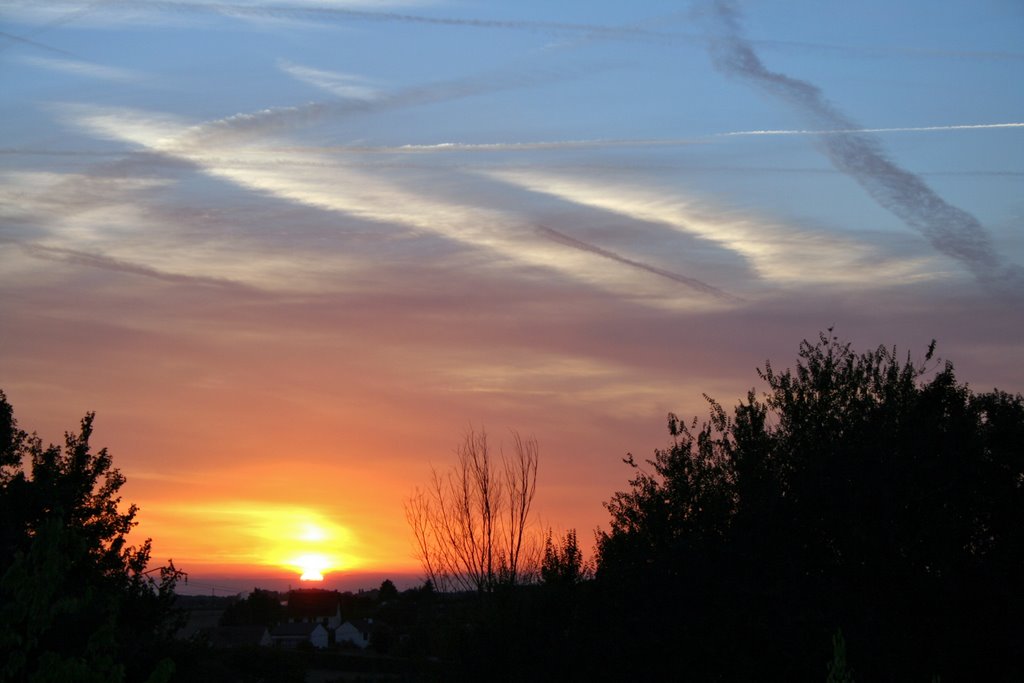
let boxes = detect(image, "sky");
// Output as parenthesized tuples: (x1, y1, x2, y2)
(2, 0, 1022, 593)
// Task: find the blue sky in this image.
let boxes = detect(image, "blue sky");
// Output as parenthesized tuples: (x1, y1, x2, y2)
(2, 0, 1022, 580)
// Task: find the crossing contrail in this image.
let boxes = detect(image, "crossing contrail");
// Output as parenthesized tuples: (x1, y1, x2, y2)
(537, 226, 742, 303)
(304, 122, 1024, 153)
(718, 122, 1024, 137)
(706, 0, 1023, 297)
(123, 0, 666, 41)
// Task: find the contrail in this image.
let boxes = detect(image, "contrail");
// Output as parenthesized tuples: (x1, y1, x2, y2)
(175, 61, 606, 148)
(707, 0, 1023, 296)
(0, 30, 76, 57)
(18, 242, 245, 289)
(537, 225, 742, 303)
(0, 0, 113, 54)
(754, 37, 1024, 63)
(124, 0, 666, 41)
(718, 123, 1024, 137)
(308, 122, 1021, 154)
(383, 139, 700, 153)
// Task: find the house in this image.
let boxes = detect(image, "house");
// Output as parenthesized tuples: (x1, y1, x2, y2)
(205, 625, 272, 648)
(335, 619, 372, 649)
(283, 588, 343, 629)
(266, 621, 329, 649)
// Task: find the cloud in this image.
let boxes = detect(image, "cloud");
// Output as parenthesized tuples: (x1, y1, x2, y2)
(706, 0, 1023, 297)
(18, 242, 244, 288)
(0, 166, 368, 292)
(537, 225, 741, 303)
(19, 55, 144, 82)
(487, 168, 940, 288)
(58, 105, 733, 308)
(277, 60, 382, 100)
(169, 57, 606, 149)
(147, 0, 667, 40)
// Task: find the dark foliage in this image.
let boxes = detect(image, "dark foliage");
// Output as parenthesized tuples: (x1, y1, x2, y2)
(379, 578, 399, 602)
(540, 528, 590, 588)
(593, 332, 1024, 680)
(219, 588, 284, 627)
(0, 391, 184, 683)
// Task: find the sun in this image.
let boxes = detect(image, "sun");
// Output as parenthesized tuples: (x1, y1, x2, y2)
(295, 553, 330, 582)
(262, 512, 355, 580)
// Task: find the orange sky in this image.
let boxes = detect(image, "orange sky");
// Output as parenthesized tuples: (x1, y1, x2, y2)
(3, 0, 1022, 592)
(4, 267, 1021, 589)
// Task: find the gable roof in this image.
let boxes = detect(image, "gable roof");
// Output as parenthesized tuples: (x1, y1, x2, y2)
(284, 588, 340, 620)
(338, 619, 373, 636)
(207, 625, 268, 648)
(269, 622, 322, 638)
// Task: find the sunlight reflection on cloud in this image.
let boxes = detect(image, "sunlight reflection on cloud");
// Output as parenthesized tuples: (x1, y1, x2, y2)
(61, 104, 738, 309)
(485, 169, 945, 287)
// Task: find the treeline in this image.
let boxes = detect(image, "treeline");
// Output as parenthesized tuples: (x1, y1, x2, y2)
(404, 332, 1024, 681)
(2, 332, 1023, 681)
(0, 400, 184, 682)
(584, 332, 1024, 680)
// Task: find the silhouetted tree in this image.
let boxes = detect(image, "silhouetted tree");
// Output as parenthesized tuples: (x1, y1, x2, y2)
(595, 333, 1024, 680)
(540, 529, 590, 587)
(379, 578, 398, 602)
(0, 391, 184, 683)
(220, 588, 284, 627)
(405, 428, 540, 592)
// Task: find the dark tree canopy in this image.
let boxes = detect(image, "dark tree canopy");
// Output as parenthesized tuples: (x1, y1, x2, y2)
(595, 333, 1024, 680)
(379, 578, 399, 602)
(0, 391, 183, 683)
(540, 529, 589, 588)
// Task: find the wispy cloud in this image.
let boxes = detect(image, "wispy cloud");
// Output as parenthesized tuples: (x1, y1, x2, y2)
(488, 168, 942, 288)
(60, 105, 735, 308)
(18, 242, 244, 288)
(277, 60, 381, 100)
(707, 0, 1023, 297)
(144, 0, 667, 39)
(170, 58, 607, 149)
(0, 167, 366, 292)
(20, 55, 144, 82)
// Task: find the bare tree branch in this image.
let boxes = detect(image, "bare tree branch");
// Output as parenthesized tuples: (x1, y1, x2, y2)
(406, 427, 540, 592)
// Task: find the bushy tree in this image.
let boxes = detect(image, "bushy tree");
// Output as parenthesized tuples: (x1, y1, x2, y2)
(595, 333, 1024, 680)
(219, 588, 283, 627)
(379, 578, 399, 602)
(0, 391, 183, 683)
(540, 529, 590, 587)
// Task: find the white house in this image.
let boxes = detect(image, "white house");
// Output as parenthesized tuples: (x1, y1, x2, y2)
(335, 619, 372, 649)
(266, 622, 329, 649)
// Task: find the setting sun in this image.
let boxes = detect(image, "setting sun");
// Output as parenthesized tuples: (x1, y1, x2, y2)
(295, 553, 330, 582)
(137, 501, 365, 581)
(281, 518, 346, 581)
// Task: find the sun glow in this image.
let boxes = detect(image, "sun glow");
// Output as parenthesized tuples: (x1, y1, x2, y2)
(283, 519, 345, 581)
(295, 553, 330, 582)
(149, 502, 358, 579)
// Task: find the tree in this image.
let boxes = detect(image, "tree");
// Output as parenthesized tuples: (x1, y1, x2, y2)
(220, 588, 284, 627)
(540, 529, 590, 587)
(595, 332, 1024, 680)
(405, 428, 540, 593)
(0, 391, 184, 683)
(379, 578, 399, 602)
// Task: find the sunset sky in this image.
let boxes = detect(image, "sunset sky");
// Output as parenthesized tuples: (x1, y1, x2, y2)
(2, 0, 1022, 593)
